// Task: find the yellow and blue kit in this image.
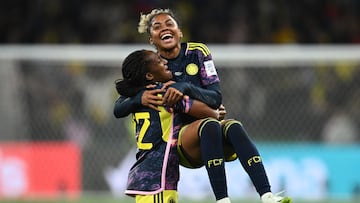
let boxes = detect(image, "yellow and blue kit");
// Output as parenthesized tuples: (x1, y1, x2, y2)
(125, 84, 194, 195)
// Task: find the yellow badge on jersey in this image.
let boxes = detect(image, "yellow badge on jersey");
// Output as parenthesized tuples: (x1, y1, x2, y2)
(186, 63, 199, 75)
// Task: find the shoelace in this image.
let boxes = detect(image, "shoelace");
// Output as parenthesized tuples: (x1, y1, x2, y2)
(273, 191, 286, 202)
(274, 190, 285, 197)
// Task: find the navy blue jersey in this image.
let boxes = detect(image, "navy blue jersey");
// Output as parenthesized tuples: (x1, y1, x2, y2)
(125, 84, 194, 195)
(167, 42, 220, 87)
(165, 42, 221, 124)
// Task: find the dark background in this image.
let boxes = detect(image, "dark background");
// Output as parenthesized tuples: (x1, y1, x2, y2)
(2, 0, 360, 44)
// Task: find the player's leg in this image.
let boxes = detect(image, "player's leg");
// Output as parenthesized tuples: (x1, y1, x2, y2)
(178, 119, 235, 167)
(221, 119, 292, 203)
(135, 190, 178, 203)
(178, 118, 230, 202)
(177, 120, 203, 168)
(221, 119, 271, 195)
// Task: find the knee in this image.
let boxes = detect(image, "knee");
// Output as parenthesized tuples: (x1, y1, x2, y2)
(222, 119, 242, 132)
(200, 118, 221, 129)
(222, 119, 247, 139)
(198, 118, 222, 139)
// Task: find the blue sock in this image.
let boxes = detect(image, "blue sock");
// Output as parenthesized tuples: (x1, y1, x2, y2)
(223, 120, 271, 196)
(199, 119, 228, 200)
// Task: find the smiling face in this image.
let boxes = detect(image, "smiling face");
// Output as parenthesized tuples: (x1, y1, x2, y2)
(148, 13, 183, 53)
(145, 50, 173, 83)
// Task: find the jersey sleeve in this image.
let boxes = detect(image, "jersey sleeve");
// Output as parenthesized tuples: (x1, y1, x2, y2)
(172, 96, 194, 114)
(189, 42, 220, 86)
(169, 82, 222, 109)
(113, 91, 143, 118)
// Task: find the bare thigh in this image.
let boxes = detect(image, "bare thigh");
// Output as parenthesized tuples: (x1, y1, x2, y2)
(179, 120, 203, 166)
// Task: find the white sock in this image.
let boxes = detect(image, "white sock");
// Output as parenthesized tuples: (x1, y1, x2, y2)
(217, 197, 231, 203)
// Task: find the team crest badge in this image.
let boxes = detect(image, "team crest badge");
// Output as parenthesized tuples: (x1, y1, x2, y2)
(185, 63, 198, 75)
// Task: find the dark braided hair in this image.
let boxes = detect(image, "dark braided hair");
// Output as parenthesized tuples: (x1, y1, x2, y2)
(115, 50, 152, 97)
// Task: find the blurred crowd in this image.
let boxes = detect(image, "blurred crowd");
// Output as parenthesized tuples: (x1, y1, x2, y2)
(1, 0, 360, 44)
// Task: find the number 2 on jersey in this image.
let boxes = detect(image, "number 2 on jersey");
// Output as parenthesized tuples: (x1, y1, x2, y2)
(133, 112, 153, 150)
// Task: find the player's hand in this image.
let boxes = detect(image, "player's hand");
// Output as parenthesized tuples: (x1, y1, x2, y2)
(162, 87, 183, 107)
(162, 80, 176, 89)
(217, 104, 226, 120)
(141, 89, 164, 111)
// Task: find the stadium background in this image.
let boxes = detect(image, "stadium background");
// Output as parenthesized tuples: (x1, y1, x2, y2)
(0, 0, 359, 203)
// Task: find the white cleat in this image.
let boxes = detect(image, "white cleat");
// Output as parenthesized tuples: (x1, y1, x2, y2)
(261, 192, 292, 203)
(217, 197, 231, 203)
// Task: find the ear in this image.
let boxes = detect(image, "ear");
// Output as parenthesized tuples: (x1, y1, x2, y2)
(179, 30, 183, 38)
(146, 72, 154, 81)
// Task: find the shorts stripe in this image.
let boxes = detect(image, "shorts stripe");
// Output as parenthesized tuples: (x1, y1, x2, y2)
(154, 192, 164, 203)
(135, 190, 178, 203)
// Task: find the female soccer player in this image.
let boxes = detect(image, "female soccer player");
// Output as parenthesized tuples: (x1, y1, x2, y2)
(114, 8, 291, 203)
(116, 49, 225, 203)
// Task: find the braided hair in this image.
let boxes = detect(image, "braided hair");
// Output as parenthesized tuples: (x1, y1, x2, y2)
(115, 50, 152, 97)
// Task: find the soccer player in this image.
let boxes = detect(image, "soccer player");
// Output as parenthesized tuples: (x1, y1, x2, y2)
(114, 8, 292, 203)
(116, 49, 225, 203)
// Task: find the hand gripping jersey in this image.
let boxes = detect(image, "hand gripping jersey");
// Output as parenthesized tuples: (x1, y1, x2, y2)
(125, 84, 194, 196)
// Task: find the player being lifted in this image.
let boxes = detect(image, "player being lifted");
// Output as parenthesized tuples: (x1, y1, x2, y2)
(114, 8, 292, 203)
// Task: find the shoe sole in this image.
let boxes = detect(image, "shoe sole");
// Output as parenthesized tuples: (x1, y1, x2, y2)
(281, 197, 292, 203)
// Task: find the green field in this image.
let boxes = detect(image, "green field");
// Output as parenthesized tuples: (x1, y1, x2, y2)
(0, 195, 357, 203)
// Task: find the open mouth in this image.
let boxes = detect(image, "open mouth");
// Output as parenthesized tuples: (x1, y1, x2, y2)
(161, 33, 173, 41)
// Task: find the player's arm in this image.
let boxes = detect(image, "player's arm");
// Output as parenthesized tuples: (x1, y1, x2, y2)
(174, 96, 219, 119)
(188, 99, 219, 119)
(113, 94, 142, 118)
(113, 88, 164, 118)
(164, 82, 222, 109)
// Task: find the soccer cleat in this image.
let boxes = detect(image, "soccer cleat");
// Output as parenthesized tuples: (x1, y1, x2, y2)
(261, 192, 292, 203)
(216, 197, 231, 203)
